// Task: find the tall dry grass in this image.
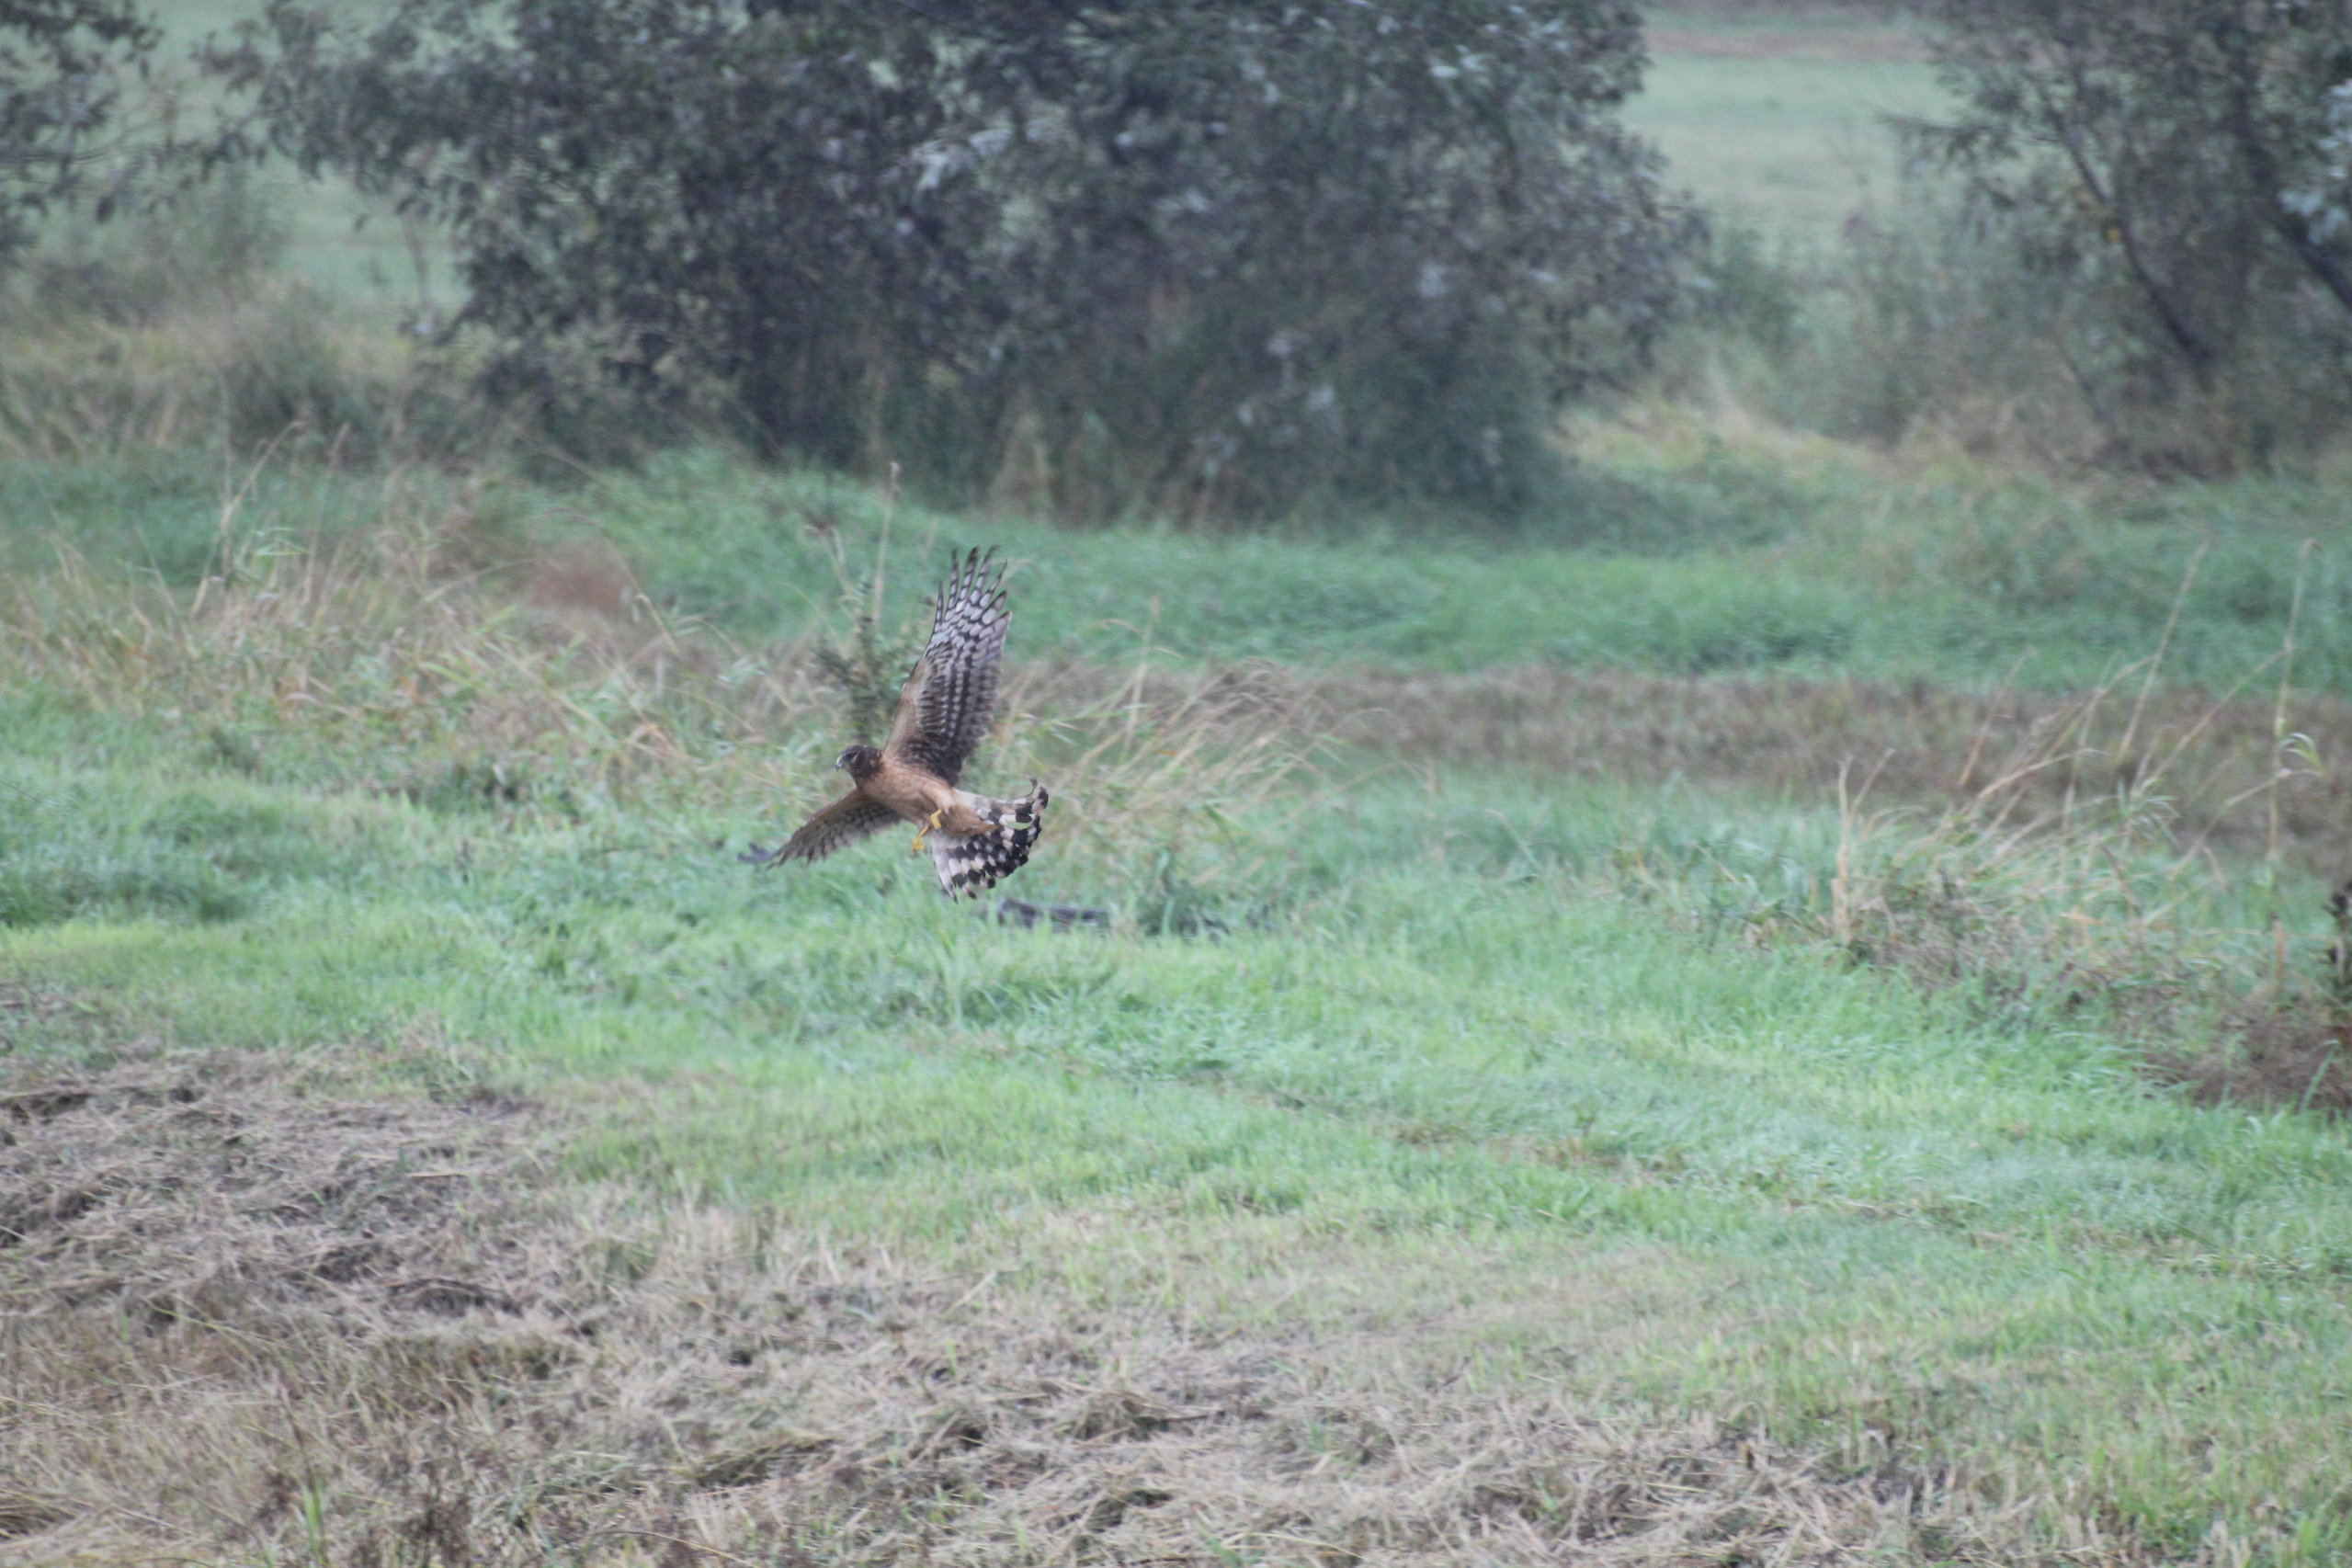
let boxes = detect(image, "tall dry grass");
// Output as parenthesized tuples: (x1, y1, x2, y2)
(0, 289, 434, 465)
(0, 480, 1322, 914)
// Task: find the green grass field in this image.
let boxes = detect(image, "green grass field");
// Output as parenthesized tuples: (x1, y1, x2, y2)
(6, 437, 2352, 1562)
(9, 5, 2352, 1564)
(1633, 5, 1949, 251)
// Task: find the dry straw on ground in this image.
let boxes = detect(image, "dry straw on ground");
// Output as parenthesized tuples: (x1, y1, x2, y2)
(2, 1045, 2131, 1567)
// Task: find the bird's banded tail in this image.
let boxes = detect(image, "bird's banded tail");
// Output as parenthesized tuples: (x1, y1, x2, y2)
(929, 782, 1049, 899)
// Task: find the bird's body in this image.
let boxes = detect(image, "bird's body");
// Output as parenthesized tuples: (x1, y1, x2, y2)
(837, 744, 989, 835)
(747, 551, 1048, 897)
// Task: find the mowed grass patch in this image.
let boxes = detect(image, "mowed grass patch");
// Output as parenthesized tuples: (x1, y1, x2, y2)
(0, 1050, 2072, 1568)
(1631, 4, 1946, 252)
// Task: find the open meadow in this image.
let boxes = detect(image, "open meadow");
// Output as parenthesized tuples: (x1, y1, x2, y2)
(6, 4, 2352, 1567)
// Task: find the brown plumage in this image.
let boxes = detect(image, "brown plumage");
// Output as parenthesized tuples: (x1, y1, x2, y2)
(745, 550, 1049, 897)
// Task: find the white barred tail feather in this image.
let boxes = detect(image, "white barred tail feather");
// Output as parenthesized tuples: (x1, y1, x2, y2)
(928, 781, 1050, 899)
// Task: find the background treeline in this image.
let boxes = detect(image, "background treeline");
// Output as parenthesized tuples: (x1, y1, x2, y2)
(224, 0, 1699, 522)
(15, 0, 2352, 516)
(1716, 0, 2352, 479)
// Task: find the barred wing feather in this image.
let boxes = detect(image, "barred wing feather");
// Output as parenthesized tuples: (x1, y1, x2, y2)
(883, 548, 1009, 787)
(747, 792, 897, 867)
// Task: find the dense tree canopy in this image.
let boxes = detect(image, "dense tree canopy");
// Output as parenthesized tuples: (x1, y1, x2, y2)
(232, 0, 1697, 518)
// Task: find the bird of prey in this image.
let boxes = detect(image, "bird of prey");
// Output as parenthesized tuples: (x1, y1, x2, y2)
(746, 549, 1049, 897)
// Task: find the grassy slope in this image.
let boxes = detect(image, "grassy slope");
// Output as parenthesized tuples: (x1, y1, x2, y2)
(6, 443, 2352, 1556)
(11, 442, 2350, 693)
(6, 699, 2351, 1557)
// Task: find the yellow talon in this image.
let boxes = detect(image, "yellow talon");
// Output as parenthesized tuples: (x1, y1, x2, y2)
(911, 808, 945, 854)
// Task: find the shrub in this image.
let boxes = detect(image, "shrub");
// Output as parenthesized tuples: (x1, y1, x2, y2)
(0, 176, 497, 465)
(1760, 184, 2108, 463)
(224, 0, 1698, 523)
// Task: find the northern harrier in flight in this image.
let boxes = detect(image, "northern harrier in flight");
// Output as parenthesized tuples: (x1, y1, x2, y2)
(746, 550, 1048, 897)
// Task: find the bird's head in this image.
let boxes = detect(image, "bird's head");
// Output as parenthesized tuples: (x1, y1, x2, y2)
(835, 744, 883, 781)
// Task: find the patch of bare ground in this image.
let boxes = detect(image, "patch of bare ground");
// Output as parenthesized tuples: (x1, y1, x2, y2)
(1023, 660, 2352, 872)
(1346, 666, 2335, 836)
(2149, 881, 2352, 1119)
(2153, 1005, 2352, 1119)
(0, 1050, 2109, 1566)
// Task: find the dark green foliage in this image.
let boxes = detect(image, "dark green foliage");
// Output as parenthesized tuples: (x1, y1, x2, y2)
(1904, 0, 2352, 472)
(229, 0, 1697, 522)
(0, 0, 157, 265)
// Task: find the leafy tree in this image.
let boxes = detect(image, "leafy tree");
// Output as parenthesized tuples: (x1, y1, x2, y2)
(1905, 0, 2352, 470)
(231, 0, 1695, 519)
(0, 0, 159, 265)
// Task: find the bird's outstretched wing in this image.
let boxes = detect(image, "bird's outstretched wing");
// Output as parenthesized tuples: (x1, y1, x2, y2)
(881, 549, 1010, 787)
(743, 791, 897, 867)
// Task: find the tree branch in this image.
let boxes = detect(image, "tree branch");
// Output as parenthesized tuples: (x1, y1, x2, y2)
(2038, 58, 2218, 380)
